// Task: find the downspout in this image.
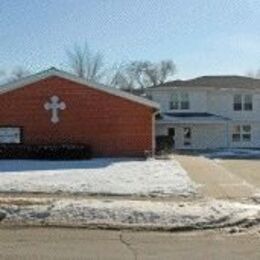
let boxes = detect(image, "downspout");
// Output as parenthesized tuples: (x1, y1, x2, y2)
(225, 121, 229, 148)
(152, 110, 160, 156)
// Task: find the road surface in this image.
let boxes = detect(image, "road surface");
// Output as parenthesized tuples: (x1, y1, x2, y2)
(0, 228, 260, 259)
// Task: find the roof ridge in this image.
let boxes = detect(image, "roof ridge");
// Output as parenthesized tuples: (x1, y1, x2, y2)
(0, 67, 159, 110)
(150, 75, 260, 88)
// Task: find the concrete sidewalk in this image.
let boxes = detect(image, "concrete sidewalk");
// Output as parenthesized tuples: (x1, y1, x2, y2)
(174, 155, 258, 200)
(1, 228, 260, 260)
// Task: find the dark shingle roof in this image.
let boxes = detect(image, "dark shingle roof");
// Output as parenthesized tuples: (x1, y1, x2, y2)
(163, 112, 229, 119)
(157, 112, 230, 123)
(154, 76, 260, 89)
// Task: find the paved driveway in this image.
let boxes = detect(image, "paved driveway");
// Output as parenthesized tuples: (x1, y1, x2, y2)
(174, 155, 259, 200)
(218, 159, 260, 188)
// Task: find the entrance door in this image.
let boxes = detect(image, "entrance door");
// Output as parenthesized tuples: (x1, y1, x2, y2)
(168, 127, 175, 148)
(183, 127, 192, 147)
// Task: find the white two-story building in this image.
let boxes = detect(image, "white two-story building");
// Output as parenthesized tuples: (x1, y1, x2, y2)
(146, 76, 260, 150)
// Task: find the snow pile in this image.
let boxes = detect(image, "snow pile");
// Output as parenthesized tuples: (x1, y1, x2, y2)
(204, 149, 260, 159)
(1, 198, 260, 230)
(0, 158, 197, 197)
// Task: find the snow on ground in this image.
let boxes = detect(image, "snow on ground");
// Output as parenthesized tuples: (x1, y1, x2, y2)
(203, 149, 260, 159)
(0, 158, 197, 197)
(1, 198, 260, 230)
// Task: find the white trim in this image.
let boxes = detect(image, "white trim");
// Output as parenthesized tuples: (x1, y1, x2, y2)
(0, 67, 160, 110)
(157, 117, 229, 125)
(151, 111, 159, 156)
(146, 86, 260, 92)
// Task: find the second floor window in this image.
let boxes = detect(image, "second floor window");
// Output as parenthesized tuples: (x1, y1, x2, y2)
(233, 94, 253, 111)
(244, 94, 253, 111)
(234, 94, 242, 111)
(169, 92, 190, 110)
(180, 93, 189, 109)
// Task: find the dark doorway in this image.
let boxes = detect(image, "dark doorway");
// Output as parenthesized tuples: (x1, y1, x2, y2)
(168, 127, 175, 148)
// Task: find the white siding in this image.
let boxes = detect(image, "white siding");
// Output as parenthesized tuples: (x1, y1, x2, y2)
(150, 89, 208, 113)
(229, 122, 260, 148)
(148, 87, 260, 120)
(191, 124, 227, 149)
(156, 124, 227, 150)
(208, 90, 260, 121)
(149, 86, 260, 150)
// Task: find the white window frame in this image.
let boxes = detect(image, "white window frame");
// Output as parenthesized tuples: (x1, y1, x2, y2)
(169, 93, 179, 110)
(169, 92, 190, 110)
(244, 94, 253, 111)
(233, 94, 242, 111)
(241, 125, 251, 142)
(232, 125, 251, 143)
(233, 94, 253, 111)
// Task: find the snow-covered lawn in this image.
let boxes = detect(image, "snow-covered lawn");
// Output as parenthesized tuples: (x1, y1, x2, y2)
(1, 197, 260, 230)
(203, 149, 260, 159)
(0, 158, 197, 197)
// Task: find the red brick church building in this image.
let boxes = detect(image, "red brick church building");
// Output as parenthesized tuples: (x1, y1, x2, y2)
(0, 68, 159, 156)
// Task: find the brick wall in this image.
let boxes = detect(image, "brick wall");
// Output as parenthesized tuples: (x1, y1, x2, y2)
(0, 76, 154, 156)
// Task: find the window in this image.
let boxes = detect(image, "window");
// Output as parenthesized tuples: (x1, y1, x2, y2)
(169, 93, 179, 109)
(232, 125, 241, 142)
(183, 127, 192, 146)
(232, 125, 251, 142)
(181, 93, 190, 109)
(233, 94, 242, 111)
(242, 125, 251, 142)
(233, 94, 253, 111)
(0, 127, 21, 144)
(169, 92, 189, 110)
(244, 95, 253, 111)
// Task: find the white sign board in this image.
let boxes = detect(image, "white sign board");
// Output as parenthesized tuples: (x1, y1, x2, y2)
(0, 128, 21, 144)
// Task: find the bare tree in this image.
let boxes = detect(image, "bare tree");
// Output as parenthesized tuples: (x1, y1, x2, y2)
(126, 61, 151, 89)
(0, 67, 30, 83)
(108, 62, 138, 92)
(157, 60, 176, 84)
(109, 60, 176, 90)
(10, 67, 30, 80)
(245, 69, 260, 79)
(66, 43, 105, 82)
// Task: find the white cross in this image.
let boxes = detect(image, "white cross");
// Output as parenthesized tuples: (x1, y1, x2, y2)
(44, 96, 66, 124)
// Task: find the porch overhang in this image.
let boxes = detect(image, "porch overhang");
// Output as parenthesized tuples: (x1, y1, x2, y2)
(157, 112, 230, 125)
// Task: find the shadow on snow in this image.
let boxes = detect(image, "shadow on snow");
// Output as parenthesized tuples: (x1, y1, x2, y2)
(0, 158, 144, 173)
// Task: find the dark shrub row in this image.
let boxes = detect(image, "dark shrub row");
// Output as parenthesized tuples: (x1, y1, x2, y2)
(0, 144, 92, 160)
(156, 136, 174, 153)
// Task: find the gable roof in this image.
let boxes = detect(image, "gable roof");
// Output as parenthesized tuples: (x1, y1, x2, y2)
(152, 75, 260, 89)
(0, 67, 159, 110)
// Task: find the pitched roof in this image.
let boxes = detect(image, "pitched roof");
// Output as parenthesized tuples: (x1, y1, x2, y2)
(0, 67, 159, 110)
(158, 112, 230, 124)
(153, 75, 260, 89)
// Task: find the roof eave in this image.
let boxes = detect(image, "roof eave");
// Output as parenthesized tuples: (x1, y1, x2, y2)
(0, 67, 160, 110)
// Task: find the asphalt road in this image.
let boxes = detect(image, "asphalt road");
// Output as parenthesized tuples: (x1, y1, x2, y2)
(0, 228, 260, 260)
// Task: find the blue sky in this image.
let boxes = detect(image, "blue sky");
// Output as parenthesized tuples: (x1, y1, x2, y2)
(0, 0, 259, 79)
